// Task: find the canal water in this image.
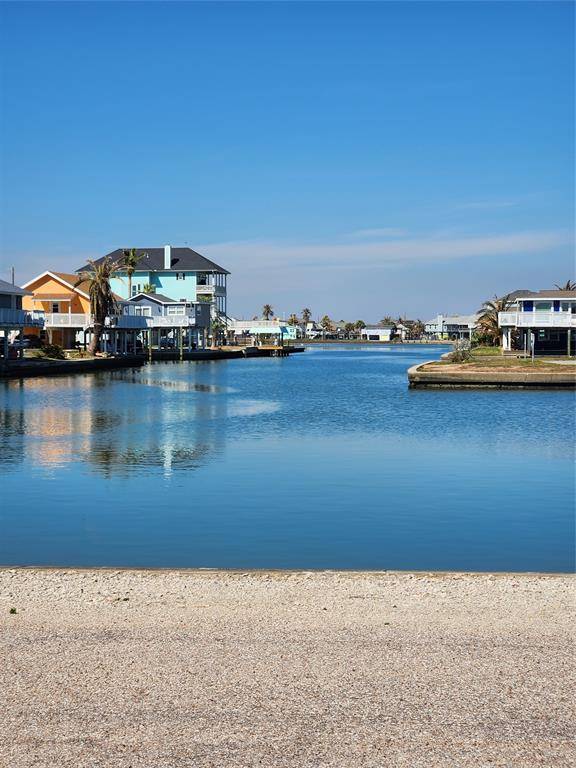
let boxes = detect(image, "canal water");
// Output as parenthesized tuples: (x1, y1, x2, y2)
(1, 345, 574, 571)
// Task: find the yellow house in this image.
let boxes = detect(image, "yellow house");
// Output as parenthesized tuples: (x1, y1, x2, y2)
(22, 271, 91, 348)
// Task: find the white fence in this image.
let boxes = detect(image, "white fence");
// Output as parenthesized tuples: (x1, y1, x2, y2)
(44, 313, 90, 327)
(499, 311, 576, 328)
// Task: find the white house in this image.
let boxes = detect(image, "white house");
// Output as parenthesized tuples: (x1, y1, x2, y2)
(228, 318, 300, 342)
(424, 313, 479, 339)
(360, 325, 397, 342)
(498, 289, 576, 355)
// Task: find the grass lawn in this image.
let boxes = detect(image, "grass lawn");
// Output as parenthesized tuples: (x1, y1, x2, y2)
(428, 348, 575, 372)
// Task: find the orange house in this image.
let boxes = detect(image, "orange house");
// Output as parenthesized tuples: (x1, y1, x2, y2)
(22, 271, 91, 348)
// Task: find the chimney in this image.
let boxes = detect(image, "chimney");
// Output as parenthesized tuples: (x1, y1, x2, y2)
(164, 244, 171, 270)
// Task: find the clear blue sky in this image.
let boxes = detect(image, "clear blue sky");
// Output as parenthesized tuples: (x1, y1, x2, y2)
(0, 1, 574, 320)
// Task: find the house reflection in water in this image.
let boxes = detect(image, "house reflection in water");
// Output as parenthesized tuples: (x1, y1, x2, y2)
(0, 369, 228, 477)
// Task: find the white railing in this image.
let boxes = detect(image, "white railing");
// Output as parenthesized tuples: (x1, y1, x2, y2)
(44, 313, 91, 327)
(0, 308, 45, 327)
(499, 311, 576, 328)
(146, 315, 197, 327)
(106, 315, 149, 329)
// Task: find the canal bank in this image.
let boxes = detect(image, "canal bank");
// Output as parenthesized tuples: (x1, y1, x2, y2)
(408, 360, 576, 389)
(1, 568, 573, 768)
(0, 345, 306, 379)
(0, 354, 146, 379)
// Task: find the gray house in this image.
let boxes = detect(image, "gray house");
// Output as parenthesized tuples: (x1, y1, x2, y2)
(0, 279, 44, 361)
(125, 293, 211, 349)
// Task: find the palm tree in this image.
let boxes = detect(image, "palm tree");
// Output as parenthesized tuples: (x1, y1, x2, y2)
(288, 313, 299, 326)
(262, 304, 274, 320)
(142, 283, 155, 294)
(381, 315, 394, 325)
(320, 315, 333, 338)
(210, 318, 224, 349)
(76, 257, 118, 355)
(409, 319, 425, 340)
(477, 293, 515, 346)
(121, 248, 144, 298)
(344, 322, 356, 339)
(555, 280, 576, 290)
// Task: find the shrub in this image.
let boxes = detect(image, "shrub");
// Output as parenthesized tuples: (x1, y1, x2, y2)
(33, 343, 66, 360)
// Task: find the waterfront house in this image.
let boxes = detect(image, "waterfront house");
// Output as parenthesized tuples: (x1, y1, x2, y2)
(126, 293, 211, 349)
(228, 318, 300, 343)
(21, 271, 91, 348)
(360, 324, 397, 342)
(22, 271, 147, 351)
(498, 289, 576, 355)
(424, 313, 479, 340)
(0, 279, 44, 361)
(77, 246, 229, 321)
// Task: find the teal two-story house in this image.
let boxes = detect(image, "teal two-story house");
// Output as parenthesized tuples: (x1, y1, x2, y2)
(77, 246, 229, 319)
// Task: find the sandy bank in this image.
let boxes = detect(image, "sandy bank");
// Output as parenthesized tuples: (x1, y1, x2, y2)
(1, 569, 574, 767)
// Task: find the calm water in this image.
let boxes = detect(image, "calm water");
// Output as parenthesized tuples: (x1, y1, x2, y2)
(1, 345, 574, 571)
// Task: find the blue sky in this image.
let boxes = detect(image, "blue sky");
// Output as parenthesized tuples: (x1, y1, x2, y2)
(0, 1, 574, 320)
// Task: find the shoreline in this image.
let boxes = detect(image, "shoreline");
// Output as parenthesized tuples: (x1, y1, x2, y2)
(1, 565, 572, 576)
(2, 568, 573, 767)
(408, 360, 576, 388)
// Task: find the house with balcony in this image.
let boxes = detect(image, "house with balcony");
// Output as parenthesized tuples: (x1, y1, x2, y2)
(21, 271, 92, 348)
(228, 318, 300, 343)
(0, 279, 44, 361)
(126, 293, 211, 349)
(498, 289, 576, 355)
(424, 313, 480, 340)
(21, 271, 148, 351)
(77, 245, 229, 321)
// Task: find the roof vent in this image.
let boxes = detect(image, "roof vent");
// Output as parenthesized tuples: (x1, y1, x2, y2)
(164, 245, 171, 270)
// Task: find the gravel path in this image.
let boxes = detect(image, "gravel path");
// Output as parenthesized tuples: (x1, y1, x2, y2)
(1, 569, 574, 767)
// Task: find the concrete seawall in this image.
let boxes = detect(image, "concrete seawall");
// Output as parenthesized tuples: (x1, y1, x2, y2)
(0, 355, 146, 380)
(408, 362, 576, 389)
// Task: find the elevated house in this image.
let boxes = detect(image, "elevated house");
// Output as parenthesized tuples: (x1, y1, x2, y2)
(21, 271, 147, 350)
(0, 279, 44, 361)
(77, 246, 229, 321)
(126, 293, 211, 349)
(228, 318, 300, 343)
(498, 289, 576, 355)
(424, 313, 479, 340)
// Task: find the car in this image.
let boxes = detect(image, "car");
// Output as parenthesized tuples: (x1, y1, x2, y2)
(10, 339, 30, 350)
(23, 334, 43, 349)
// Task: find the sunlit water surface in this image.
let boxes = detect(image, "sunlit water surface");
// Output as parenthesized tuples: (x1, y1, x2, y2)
(1, 345, 574, 571)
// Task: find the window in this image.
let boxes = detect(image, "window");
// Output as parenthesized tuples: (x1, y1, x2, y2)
(176, 272, 186, 281)
(167, 305, 185, 315)
(535, 302, 552, 311)
(561, 302, 570, 312)
(131, 284, 142, 296)
(52, 302, 59, 314)
(134, 306, 151, 316)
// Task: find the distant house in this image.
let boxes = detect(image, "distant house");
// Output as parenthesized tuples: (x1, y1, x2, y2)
(424, 313, 479, 340)
(126, 293, 211, 349)
(498, 289, 576, 355)
(228, 318, 300, 342)
(0, 279, 43, 360)
(360, 324, 397, 342)
(77, 246, 229, 320)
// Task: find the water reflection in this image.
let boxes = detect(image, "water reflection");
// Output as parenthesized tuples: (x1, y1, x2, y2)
(0, 347, 574, 570)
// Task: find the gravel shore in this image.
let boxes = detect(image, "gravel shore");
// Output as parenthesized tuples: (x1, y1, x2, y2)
(1, 569, 574, 767)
